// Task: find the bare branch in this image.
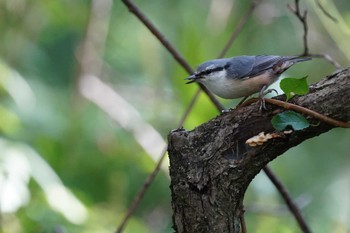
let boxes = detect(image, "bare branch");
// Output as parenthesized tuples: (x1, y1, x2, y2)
(288, 0, 341, 69)
(115, 146, 168, 233)
(263, 167, 312, 233)
(288, 0, 309, 55)
(309, 53, 342, 69)
(122, 0, 224, 111)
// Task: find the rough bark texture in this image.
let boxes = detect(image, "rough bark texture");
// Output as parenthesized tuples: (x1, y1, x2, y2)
(168, 68, 350, 233)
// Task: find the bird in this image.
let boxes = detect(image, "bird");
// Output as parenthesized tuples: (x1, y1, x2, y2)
(185, 55, 311, 108)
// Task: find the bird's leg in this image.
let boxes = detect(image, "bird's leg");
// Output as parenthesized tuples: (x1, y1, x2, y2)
(259, 86, 267, 111)
(258, 86, 279, 111)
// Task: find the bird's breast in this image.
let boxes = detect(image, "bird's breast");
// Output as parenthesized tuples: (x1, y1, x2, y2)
(204, 72, 278, 99)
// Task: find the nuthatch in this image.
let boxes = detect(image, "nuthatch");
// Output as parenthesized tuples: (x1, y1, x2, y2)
(185, 55, 311, 108)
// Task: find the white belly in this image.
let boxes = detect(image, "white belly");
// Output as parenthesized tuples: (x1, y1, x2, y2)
(202, 73, 277, 99)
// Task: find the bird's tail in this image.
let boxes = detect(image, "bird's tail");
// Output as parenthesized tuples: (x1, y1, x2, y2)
(273, 56, 311, 74)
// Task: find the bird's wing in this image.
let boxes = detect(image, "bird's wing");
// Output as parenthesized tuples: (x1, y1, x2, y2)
(226, 55, 286, 79)
(226, 56, 256, 79)
(246, 55, 296, 78)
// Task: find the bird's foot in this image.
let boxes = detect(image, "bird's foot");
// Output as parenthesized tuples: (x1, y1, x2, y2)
(258, 86, 278, 111)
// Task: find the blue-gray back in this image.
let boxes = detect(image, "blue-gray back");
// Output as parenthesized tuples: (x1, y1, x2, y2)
(227, 55, 296, 79)
(197, 55, 299, 79)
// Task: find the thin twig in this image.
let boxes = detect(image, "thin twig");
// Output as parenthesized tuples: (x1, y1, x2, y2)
(115, 146, 168, 233)
(122, 0, 224, 111)
(288, 0, 308, 55)
(245, 195, 311, 215)
(288, 0, 341, 69)
(122, 0, 191, 74)
(241, 97, 350, 128)
(309, 53, 342, 69)
(265, 98, 350, 128)
(178, 88, 202, 126)
(263, 167, 312, 233)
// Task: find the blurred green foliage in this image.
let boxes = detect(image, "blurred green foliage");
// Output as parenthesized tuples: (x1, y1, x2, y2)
(0, 0, 349, 232)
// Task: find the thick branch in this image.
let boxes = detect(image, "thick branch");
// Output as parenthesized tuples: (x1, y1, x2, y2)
(168, 68, 350, 233)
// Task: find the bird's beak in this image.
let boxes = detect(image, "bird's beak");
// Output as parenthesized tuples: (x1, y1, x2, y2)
(184, 74, 197, 84)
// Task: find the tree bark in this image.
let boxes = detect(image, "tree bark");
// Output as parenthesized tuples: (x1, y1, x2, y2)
(168, 68, 350, 233)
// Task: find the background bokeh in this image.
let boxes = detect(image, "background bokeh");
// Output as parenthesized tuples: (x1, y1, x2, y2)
(0, 0, 349, 232)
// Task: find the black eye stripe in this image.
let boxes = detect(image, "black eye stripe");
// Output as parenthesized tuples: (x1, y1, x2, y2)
(197, 66, 225, 76)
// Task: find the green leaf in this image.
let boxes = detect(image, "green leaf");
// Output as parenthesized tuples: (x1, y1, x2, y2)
(280, 76, 309, 101)
(271, 111, 310, 131)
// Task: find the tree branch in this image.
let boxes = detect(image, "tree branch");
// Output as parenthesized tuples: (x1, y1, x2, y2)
(168, 68, 350, 233)
(120, 1, 329, 232)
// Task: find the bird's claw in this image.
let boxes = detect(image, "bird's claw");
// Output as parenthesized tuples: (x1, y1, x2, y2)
(263, 88, 278, 96)
(259, 98, 267, 111)
(258, 86, 278, 111)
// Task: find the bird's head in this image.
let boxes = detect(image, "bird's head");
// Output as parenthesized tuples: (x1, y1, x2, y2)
(185, 60, 229, 84)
